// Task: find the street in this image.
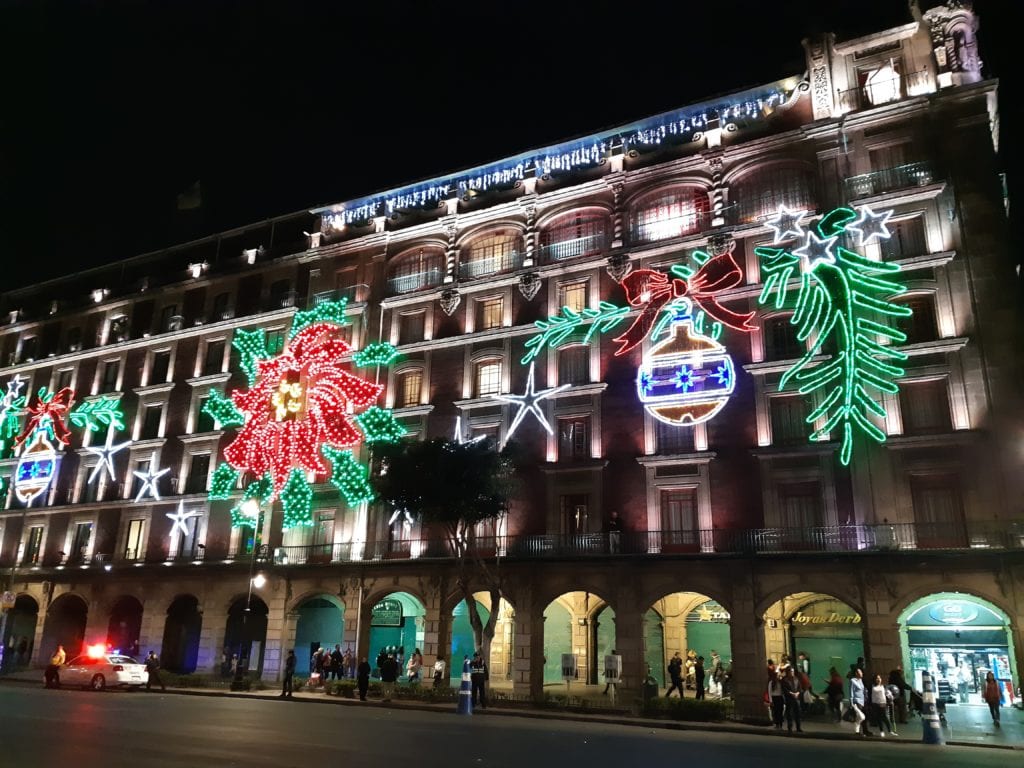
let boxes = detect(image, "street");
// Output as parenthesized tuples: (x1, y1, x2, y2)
(0, 685, 1011, 768)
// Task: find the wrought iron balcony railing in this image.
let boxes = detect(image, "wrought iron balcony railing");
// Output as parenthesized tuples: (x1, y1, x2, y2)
(538, 232, 608, 263)
(457, 250, 524, 281)
(844, 161, 936, 199)
(835, 70, 931, 113)
(387, 267, 445, 295)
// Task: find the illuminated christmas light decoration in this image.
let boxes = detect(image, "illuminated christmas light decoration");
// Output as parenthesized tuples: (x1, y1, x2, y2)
(846, 205, 894, 246)
(167, 500, 200, 538)
(353, 342, 402, 368)
(209, 462, 240, 500)
(201, 390, 244, 428)
(279, 468, 314, 530)
(289, 298, 350, 339)
(229, 474, 273, 527)
(356, 406, 406, 444)
(521, 301, 629, 365)
(0, 375, 27, 456)
(84, 430, 131, 483)
(453, 416, 485, 445)
(792, 229, 839, 271)
(232, 328, 270, 385)
(636, 314, 736, 427)
(388, 507, 414, 531)
(756, 205, 911, 465)
(12, 387, 75, 506)
(132, 456, 171, 502)
(491, 362, 569, 443)
(764, 205, 806, 243)
(70, 395, 126, 433)
(15, 387, 75, 448)
(323, 445, 375, 505)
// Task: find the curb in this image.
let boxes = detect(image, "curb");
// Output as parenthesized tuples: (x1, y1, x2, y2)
(2, 677, 1020, 751)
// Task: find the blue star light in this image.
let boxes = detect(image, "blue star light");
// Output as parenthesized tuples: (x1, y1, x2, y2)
(673, 366, 696, 392)
(711, 364, 731, 386)
(640, 371, 654, 395)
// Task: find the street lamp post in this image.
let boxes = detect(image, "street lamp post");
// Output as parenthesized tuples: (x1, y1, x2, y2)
(231, 499, 264, 691)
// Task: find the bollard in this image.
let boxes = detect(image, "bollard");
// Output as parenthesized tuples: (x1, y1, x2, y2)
(919, 671, 945, 745)
(457, 656, 473, 715)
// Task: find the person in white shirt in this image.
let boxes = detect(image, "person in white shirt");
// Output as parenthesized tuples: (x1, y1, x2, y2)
(869, 674, 897, 737)
(433, 655, 447, 687)
(848, 668, 872, 736)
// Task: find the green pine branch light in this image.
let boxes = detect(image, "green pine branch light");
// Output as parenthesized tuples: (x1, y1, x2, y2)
(69, 395, 126, 433)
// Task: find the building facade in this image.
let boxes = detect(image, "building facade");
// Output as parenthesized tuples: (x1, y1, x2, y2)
(0, 3, 1020, 716)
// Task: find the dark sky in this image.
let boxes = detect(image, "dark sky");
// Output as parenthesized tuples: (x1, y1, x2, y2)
(0, 1, 1017, 291)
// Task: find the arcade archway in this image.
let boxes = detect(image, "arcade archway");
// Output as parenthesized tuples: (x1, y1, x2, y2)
(162, 595, 202, 673)
(107, 596, 143, 658)
(40, 593, 87, 661)
(644, 592, 731, 696)
(294, 595, 345, 675)
(448, 592, 515, 685)
(224, 596, 269, 674)
(763, 592, 864, 680)
(2, 595, 38, 670)
(368, 592, 425, 676)
(542, 591, 614, 686)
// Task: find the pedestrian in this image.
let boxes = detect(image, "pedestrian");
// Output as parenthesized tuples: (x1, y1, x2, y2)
(357, 657, 371, 701)
(602, 649, 620, 696)
(694, 656, 706, 701)
(721, 658, 733, 698)
(144, 651, 166, 691)
(17, 636, 28, 666)
(666, 652, 684, 698)
(312, 647, 325, 687)
(781, 666, 803, 733)
(330, 644, 343, 681)
(768, 669, 785, 729)
(847, 657, 865, 680)
(887, 665, 910, 724)
(470, 650, 488, 708)
(797, 651, 811, 678)
(375, 648, 387, 677)
(606, 510, 622, 554)
(824, 666, 844, 722)
(44, 644, 65, 688)
(407, 648, 423, 683)
(983, 671, 1001, 727)
(280, 649, 296, 698)
(433, 654, 447, 687)
(342, 647, 352, 679)
(380, 653, 399, 702)
(709, 650, 722, 696)
(849, 668, 872, 736)
(869, 674, 897, 736)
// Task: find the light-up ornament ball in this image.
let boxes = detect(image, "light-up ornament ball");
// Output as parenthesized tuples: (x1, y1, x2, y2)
(636, 317, 735, 427)
(14, 430, 58, 505)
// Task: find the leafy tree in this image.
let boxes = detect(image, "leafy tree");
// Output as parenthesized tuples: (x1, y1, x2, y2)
(373, 437, 515, 661)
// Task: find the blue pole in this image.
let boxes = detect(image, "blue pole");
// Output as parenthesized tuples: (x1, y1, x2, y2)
(457, 656, 473, 715)
(919, 671, 945, 745)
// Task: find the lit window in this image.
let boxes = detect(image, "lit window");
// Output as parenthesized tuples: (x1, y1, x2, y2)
(389, 248, 445, 294)
(558, 282, 587, 314)
(396, 370, 423, 408)
(631, 189, 710, 242)
(475, 361, 502, 397)
(461, 231, 522, 279)
(541, 213, 608, 262)
(477, 298, 503, 331)
(557, 416, 590, 460)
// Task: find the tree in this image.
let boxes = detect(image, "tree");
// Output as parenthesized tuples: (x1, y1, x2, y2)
(372, 437, 515, 663)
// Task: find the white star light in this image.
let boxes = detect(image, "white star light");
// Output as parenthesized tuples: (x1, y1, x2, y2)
(793, 230, 839, 271)
(765, 205, 806, 243)
(453, 416, 485, 445)
(132, 455, 170, 502)
(166, 500, 200, 537)
(85, 431, 131, 483)
(491, 362, 570, 445)
(388, 508, 414, 531)
(846, 205, 894, 246)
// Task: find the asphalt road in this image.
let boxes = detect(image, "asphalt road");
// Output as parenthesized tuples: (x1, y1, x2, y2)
(0, 685, 1009, 768)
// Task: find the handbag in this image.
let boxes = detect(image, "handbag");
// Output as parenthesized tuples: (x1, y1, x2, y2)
(802, 689, 814, 705)
(842, 703, 857, 723)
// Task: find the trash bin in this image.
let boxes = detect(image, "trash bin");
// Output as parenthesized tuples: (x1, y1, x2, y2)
(642, 676, 659, 704)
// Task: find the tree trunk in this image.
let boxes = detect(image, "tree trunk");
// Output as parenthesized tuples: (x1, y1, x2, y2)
(465, 586, 501, 666)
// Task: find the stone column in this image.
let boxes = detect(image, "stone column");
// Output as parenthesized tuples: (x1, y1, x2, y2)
(261, 584, 288, 681)
(520, 200, 537, 267)
(198, 597, 222, 675)
(83, 594, 109, 648)
(612, 603, 643, 696)
(520, 598, 544, 700)
(137, 597, 165, 660)
(608, 179, 626, 248)
(730, 579, 769, 722)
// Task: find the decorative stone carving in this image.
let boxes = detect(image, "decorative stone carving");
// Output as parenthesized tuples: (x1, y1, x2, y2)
(518, 272, 542, 301)
(606, 253, 631, 282)
(439, 288, 461, 316)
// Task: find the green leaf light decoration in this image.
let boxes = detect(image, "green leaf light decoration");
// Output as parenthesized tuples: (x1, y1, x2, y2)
(355, 406, 406, 444)
(521, 301, 630, 365)
(323, 445, 375, 505)
(755, 205, 911, 465)
(209, 462, 241, 500)
(352, 342, 402, 368)
(289, 298, 349, 339)
(232, 328, 270, 385)
(69, 395, 126, 433)
(201, 389, 245, 427)
(229, 474, 273, 528)
(279, 468, 314, 530)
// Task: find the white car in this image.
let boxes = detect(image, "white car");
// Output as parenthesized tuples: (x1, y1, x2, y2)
(60, 653, 149, 691)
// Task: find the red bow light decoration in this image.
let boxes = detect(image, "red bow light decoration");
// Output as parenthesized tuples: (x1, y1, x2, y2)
(14, 387, 76, 447)
(612, 252, 754, 355)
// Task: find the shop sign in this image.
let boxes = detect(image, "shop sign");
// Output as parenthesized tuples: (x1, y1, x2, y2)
(371, 598, 403, 627)
(791, 611, 861, 626)
(927, 601, 980, 626)
(688, 601, 731, 623)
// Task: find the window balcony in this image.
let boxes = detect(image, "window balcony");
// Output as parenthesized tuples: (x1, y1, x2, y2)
(539, 232, 608, 263)
(629, 207, 716, 244)
(836, 70, 932, 113)
(844, 161, 936, 200)
(387, 267, 445, 295)
(457, 250, 524, 281)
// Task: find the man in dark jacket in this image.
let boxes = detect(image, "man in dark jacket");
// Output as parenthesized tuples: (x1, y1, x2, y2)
(781, 667, 803, 733)
(357, 657, 372, 701)
(666, 652, 684, 697)
(330, 645, 343, 680)
(694, 656, 706, 700)
(280, 650, 296, 698)
(470, 651, 488, 708)
(380, 653, 399, 702)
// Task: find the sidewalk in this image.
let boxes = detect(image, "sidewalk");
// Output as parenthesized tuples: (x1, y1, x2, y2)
(2, 670, 1020, 750)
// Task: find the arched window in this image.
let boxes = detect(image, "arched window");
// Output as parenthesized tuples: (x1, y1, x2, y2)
(630, 187, 711, 243)
(460, 230, 523, 280)
(388, 247, 445, 295)
(540, 211, 609, 262)
(474, 358, 502, 398)
(732, 166, 815, 223)
(395, 368, 424, 409)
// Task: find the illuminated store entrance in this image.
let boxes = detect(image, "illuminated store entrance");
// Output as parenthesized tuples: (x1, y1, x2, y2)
(763, 593, 864, 678)
(449, 593, 514, 685)
(367, 592, 424, 675)
(542, 592, 614, 685)
(899, 592, 1017, 706)
(643, 593, 731, 694)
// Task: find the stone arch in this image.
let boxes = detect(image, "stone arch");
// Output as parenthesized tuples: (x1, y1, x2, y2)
(724, 158, 817, 223)
(292, 594, 347, 675)
(455, 219, 527, 249)
(2, 594, 39, 670)
(622, 176, 714, 209)
(224, 595, 270, 675)
(443, 589, 516, 684)
(541, 589, 615, 686)
(761, 591, 866, 680)
(535, 201, 613, 230)
(365, 590, 427, 675)
(106, 595, 144, 658)
(625, 182, 714, 243)
(161, 594, 202, 674)
(756, 583, 864, 619)
(641, 588, 733, 693)
(40, 592, 88, 661)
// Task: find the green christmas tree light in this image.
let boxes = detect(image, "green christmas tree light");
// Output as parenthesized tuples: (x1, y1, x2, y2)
(355, 406, 406, 444)
(229, 473, 273, 527)
(209, 462, 241, 500)
(279, 468, 314, 530)
(201, 389, 245, 427)
(69, 395, 126, 433)
(521, 301, 630, 365)
(323, 445, 374, 505)
(233, 328, 270, 385)
(755, 205, 911, 466)
(352, 342, 402, 368)
(289, 298, 349, 338)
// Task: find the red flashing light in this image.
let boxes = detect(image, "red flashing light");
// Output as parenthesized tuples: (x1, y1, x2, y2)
(86, 643, 106, 659)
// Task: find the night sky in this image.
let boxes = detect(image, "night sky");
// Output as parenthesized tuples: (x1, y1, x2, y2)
(0, 1, 1017, 292)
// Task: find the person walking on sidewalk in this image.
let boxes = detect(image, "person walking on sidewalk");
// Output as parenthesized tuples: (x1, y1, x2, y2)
(380, 653, 399, 702)
(869, 674, 897, 737)
(433, 655, 447, 688)
(983, 671, 1001, 727)
(767, 669, 785, 729)
(781, 666, 803, 733)
(824, 667, 844, 722)
(144, 651, 166, 692)
(357, 657, 371, 701)
(694, 656, 706, 701)
(666, 652, 684, 698)
(280, 650, 296, 698)
(44, 645, 65, 688)
(849, 668, 872, 736)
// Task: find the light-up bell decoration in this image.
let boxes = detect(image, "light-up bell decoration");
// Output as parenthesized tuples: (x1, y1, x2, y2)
(636, 316, 736, 427)
(14, 428, 58, 505)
